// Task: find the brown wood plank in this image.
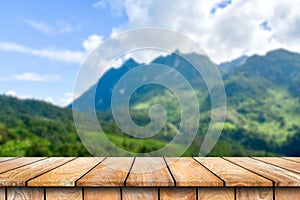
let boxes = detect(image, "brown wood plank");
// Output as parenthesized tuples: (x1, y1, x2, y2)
(77, 157, 133, 186)
(275, 188, 300, 200)
(7, 187, 44, 200)
(0, 157, 75, 186)
(194, 157, 272, 186)
(160, 188, 196, 200)
(254, 157, 300, 174)
(282, 157, 300, 163)
(0, 157, 16, 163)
(27, 157, 103, 186)
(225, 157, 300, 186)
(165, 157, 223, 186)
(0, 157, 46, 174)
(0, 188, 4, 200)
(84, 188, 121, 200)
(198, 188, 234, 200)
(126, 157, 173, 186)
(122, 188, 157, 200)
(236, 188, 273, 200)
(46, 188, 82, 200)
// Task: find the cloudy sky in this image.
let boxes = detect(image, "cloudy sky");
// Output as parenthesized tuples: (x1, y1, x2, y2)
(1, 0, 300, 106)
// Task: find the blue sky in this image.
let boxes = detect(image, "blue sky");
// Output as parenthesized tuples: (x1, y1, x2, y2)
(0, 0, 128, 106)
(1, 0, 299, 106)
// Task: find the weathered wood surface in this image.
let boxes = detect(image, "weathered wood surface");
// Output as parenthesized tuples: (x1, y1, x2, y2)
(225, 157, 300, 186)
(275, 187, 300, 200)
(0, 157, 298, 199)
(160, 188, 196, 200)
(7, 187, 44, 200)
(254, 157, 300, 174)
(84, 188, 121, 200)
(46, 188, 82, 200)
(0, 157, 75, 186)
(0, 157, 46, 174)
(194, 157, 272, 186)
(126, 157, 174, 186)
(283, 157, 300, 163)
(197, 188, 234, 200)
(122, 188, 158, 200)
(165, 157, 223, 186)
(27, 157, 102, 186)
(0, 158, 15, 163)
(235, 187, 273, 200)
(77, 157, 134, 186)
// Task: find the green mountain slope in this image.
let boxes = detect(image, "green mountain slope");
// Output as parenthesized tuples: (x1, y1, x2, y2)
(1, 49, 300, 156)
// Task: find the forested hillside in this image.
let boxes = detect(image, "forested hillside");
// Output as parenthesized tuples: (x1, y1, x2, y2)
(1, 49, 300, 156)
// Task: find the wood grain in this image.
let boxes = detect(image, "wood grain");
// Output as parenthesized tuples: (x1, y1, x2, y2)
(0, 188, 4, 200)
(160, 188, 196, 200)
(126, 157, 173, 186)
(225, 157, 300, 186)
(28, 157, 103, 186)
(236, 188, 273, 200)
(78, 157, 133, 186)
(84, 188, 121, 200)
(198, 188, 234, 200)
(194, 157, 272, 187)
(282, 157, 300, 163)
(0, 157, 46, 174)
(254, 157, 300, 174)
(122, 188, 157, 200)
(0, 157, 75, 186)
(0, 157, 15, 163)
(275, 188, 300, 200)
(7, 187, 43, 200)
(165, 157, 223, 186)
(46, 188, 82, 200)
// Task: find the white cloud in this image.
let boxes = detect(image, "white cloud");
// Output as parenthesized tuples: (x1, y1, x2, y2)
(11, 72, 60, 82)
(83, 35, 103, 52)
(111, 0, 300, 63)
(58, 92, 80, 107)
(92, 0, 107, 8)
(0, 34, 104, 64)
(0, 41, 85, 64)
(25, 19, 53, 34)
(5, 90, 17, 97)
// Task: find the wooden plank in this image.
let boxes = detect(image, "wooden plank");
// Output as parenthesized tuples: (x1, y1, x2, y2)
(194, 157, 272, 186)
(254, 157, 300, 174)
(7, 187, 43, 200)
(46, 188, 82, 200)
(160, 188, 196, 200)
(122, 188, 157, 200)
(236, 188, 273, 200)
(0, 188, 4, 200)
(0, 157, 75, 186)
(275, 188, 300, 200)
(198, 188, 234, 200)
(0, 157, 16, 163)
(126, 157, 173, 186)
(0, 157, 46, 174)
(28, 157, 103, 186)
(165, 157, 223, 186)
(77, 157, 133, 186)
(225, 157, 300, 186)
(282, 157, 300, 163)
(84, 188, 121, 200)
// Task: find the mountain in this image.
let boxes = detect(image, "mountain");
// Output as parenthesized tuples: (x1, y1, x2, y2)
(0, 95, 90, 156)
(1, 48, 300, 157)
(219, 55, 248, 71)
(72, 48, 300, 156)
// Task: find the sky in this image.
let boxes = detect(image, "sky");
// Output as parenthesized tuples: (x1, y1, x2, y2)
(0, 0, 300, 107)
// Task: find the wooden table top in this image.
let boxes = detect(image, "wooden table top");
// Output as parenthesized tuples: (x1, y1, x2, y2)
(0, 157, 299, 187)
